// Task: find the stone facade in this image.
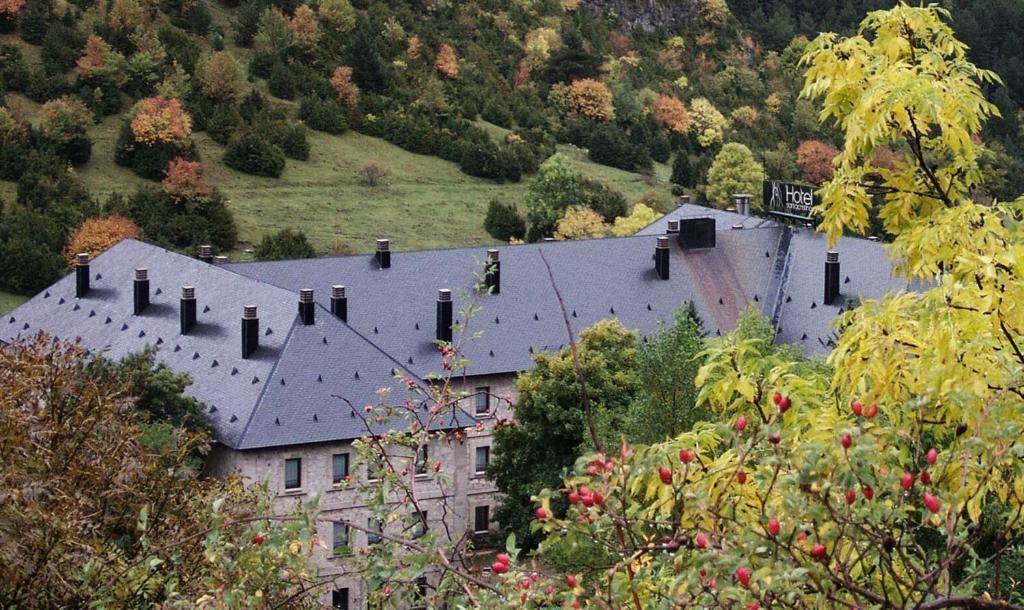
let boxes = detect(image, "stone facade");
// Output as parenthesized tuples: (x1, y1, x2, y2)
(208, 372, 520, 609)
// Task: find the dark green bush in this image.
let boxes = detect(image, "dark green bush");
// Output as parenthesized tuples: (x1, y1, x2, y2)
(223, 129, 286, 177)
(205, 105, 243, 145)
(18, 2, 50, 42)
(299, 97, 348, 134)
(267, 62, 297, 100)
(584, 123, 652, 173)
(239, 89, 266, 123)
(274, 123, 309, 161)
(254, 227, 315, 260)
(109, 187, 237, 252)
(484, 199, 526, 241)
(41, 24, 85, 74)
(114, 123, 199, 180)
(582, 178, 628, 222)
(671, 152, 696, 188)
(233, 0, 266, 46)
(26, 69, 68, 103)
(0, 44, 30, 92)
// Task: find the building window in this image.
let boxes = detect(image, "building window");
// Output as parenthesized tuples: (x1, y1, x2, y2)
(284, 458, 301, 490)
(367, 455, 385, 482)
(332, 521, 350, 556)
(412, 577, 429, 610)
(367, 517, 383, 545)
(475, 446, 490, 475)
(415, 444, 428, 475)
(412, 510, 428, 538)
(474, 386, 490, 415)
(331, 588, 349, 610)
(474, 505, 490, 534)
(332, 453, 350, 485)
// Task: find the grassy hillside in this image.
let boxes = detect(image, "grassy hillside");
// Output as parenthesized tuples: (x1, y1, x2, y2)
(0, 290, 28, 315)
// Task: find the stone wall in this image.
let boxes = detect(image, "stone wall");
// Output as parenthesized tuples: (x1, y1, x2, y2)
(581, 0, 700, 33)
(208, 371, 522, 608)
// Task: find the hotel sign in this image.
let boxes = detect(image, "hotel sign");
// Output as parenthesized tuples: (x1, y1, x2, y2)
(763, 180, 819, 221)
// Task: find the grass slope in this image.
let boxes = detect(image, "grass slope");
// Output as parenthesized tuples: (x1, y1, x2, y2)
(2, 17, 672, 259)
(0, 290, 28, 315)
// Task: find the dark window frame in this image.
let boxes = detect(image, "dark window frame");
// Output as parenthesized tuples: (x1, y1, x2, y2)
(332, 521, 350, 556)
(284, 457, 302, 490)
(474, 505, 490, 534)
(474, 386, 491, 415)
(331, 588, 349, 610)
(332, 452, 350, 485)
(475, 446, 490, 475)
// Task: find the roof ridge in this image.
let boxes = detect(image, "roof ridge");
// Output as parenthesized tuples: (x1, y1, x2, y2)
(235, 315, 300, 449)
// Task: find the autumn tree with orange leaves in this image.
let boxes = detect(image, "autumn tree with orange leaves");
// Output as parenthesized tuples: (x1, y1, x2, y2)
(330, 66, 360, 111)
(63, 216, 139, 266)
(129, 97, 192, 144)
(796, 139, 839, 185)
(162, 157, 211, 204)
(653, 94, 690, 134)
(435, 42, 459, 78)
(566, 79, 615, 122)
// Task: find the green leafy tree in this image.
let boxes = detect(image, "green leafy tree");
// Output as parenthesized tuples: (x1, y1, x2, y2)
(488, 319, 639, 548)
(254, 227, 316, 260)
(524, 153, 583, 242)
(705, 142, 764, 209)
(484, 198, 527, 241)
(622, 304, 707, 444)
(671, 152, 696, 188)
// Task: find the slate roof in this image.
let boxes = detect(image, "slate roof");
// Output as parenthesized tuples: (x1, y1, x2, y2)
(0, 239, 459, 450)
(3, 207, 918, 451)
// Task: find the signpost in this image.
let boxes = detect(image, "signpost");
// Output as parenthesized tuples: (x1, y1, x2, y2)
(763, 180, 819, 222)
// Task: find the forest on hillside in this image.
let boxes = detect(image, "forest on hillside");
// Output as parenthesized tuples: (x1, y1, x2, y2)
(1, 0, 1022, 296)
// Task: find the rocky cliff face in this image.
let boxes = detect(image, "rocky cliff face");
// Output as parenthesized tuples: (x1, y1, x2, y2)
(581, 0, 701, 32)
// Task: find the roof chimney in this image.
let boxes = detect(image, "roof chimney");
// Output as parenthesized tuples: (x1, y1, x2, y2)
(133, 268, 149, 315)
(242, 305, 259, 359)
(655, 237, 670, 280)
(484, 249, 500, 294)
(298, 289, 315, 325)
(436, 289, 453, 343)
(732, 193, 753, 216)
(666, 219, 680, 234)
(180, 286, 197, 334)
(75, 253, 90, 298)
(678, 194, 691, 205)
(824, 251, 840, 305)
(376, 239, 391, 269)
(213, 255, 229, 264)
(330, 285, 347, 322)
(198, 245, 213, 264)
(678, 217, 716, 249)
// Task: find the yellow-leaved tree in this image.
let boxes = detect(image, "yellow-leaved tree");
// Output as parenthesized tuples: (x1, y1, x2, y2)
(333, 5, 1024, 610)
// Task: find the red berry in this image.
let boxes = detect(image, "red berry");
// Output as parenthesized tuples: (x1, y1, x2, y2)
(568, 491, 579, 504)
(735, 566, 751, 587)
(546, 585, 554, 594)
(603, 461, 614, 472)
(811, 543, 827, 560)
(659, 466, 672, 485)
(521, 578, 531, 590)
(735, 415, 748, 431)
(851, 400, 863, 416)
(779, 396, 791, 413)
(566, 574, 577, 588)
(581, 494, 594, 507)
(845, 489, 857, 505)
(863, 486, 874, 501)
(866, 403, 879, 418)
(923, 492, 941, 514)
(841, 434, 852, 449)
(736, 470, 747, 484)
(797, 532, 808, 542)
(496, 553, 510, 565)
(492, 561, 508, 574)
(926, 448, 938, 465)
(679, 449, 695, 464)
(695, 532, 709, 549)
(251, 535, 265, 545)
(593, 492, 604, 504)
(772, 391, 782, 405)
(535, 507, 549, 521)
(748, 603, 760, 610)
(768, 433, 781, 445)
(902, 471, 915, 491)
(920, 470, 931, 485)
(767, 517, 780, 537)
(530, 572, 538, 582)
(587, 465, 598, 476)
